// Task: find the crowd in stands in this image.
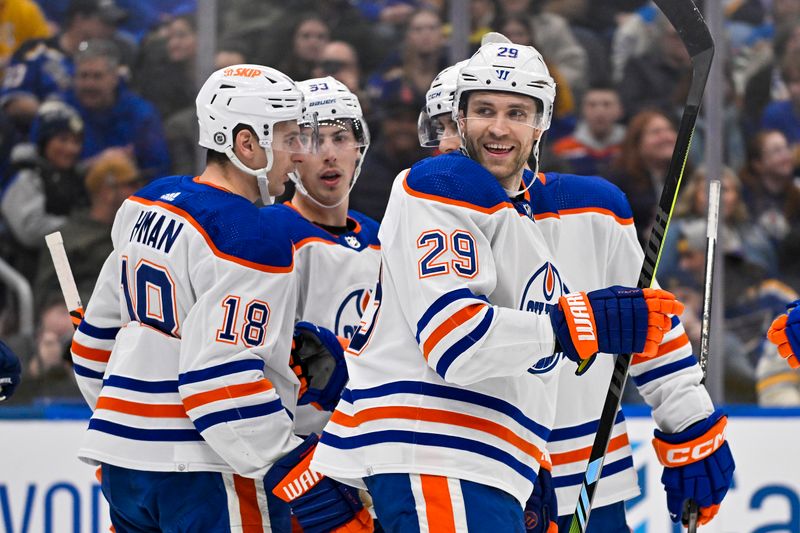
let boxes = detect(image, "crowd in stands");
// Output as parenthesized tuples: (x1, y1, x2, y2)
(1, 0, 799, 407)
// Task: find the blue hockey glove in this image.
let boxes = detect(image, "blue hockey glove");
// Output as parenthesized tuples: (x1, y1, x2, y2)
(291, 322, 348, 411)
(264, 434, 373, 533)
(767, 299, 800, 369)
(524, 465, 557, 532)
(550, 286, 683, 363)
(0, 340, 21, 401)
(652, 410, 735, 525)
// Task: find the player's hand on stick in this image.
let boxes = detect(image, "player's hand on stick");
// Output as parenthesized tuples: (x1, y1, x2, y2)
(524, 463, 557, 532)
(264, 434, 373, 533)
(652, 410, 735, 526)
(291, 322, 349, 411)
(0, 340, 21, 402)
(550, 286, 684, 363)
(767, 300, 800, 369)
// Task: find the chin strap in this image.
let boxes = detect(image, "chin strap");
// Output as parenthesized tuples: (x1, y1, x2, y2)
(225, 146, 276, 205)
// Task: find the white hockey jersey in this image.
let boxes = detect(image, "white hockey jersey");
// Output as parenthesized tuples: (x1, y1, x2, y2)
(528, 171, 714, 515)
(70, 175, 304, 477)
(269, 202, 381, 436)
(311, 152, 567, 506)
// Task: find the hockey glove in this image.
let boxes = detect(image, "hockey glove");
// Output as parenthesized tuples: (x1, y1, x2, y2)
(550, 286, 683, 363)
(652, 410, 735, 525)
(291, 322, 349, 411)
(0, 340, 21, 401)
(767, 299, 800, 369)
(264, 434, 373, 533)
(524, 462, 557, 533)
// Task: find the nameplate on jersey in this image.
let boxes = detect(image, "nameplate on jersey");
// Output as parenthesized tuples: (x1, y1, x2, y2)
(129, 209, 185, 253)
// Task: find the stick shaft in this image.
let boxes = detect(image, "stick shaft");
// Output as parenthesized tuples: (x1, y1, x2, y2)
(45, 232, 83, 329)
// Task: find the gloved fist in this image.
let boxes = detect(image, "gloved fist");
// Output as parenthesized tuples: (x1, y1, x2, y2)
(767, 300, 800, 369)
(550, 286, 683, 363)
(291, 322, 349, 411)
(524, 462, 557, 533)
(264, 434, 373, 533)
(0, 340, 21, 401)
(652, 410, 735, 525)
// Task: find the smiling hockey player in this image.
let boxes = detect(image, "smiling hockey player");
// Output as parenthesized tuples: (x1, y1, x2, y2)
(310, 34, 683, 531)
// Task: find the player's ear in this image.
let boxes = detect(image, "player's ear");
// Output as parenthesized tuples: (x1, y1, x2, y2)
(234, 127, 256, 160)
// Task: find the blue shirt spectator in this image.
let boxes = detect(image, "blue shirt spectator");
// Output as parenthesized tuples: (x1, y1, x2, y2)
(760, 100, 800, 145)
(57, 39, 169, 179)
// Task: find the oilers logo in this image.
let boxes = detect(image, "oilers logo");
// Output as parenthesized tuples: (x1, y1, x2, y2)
(520, 262, 569, 374)
(344, 235, 361, 249)
(334, 287, 372, 339)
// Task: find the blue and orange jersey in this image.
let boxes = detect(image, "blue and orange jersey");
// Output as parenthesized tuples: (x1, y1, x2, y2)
(312, 152, 566, 506)
(266, 201, 382, 435)
(71, 175, 305, 477)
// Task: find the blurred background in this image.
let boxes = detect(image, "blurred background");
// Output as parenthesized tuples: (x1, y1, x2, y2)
(0, 0, 799, 411)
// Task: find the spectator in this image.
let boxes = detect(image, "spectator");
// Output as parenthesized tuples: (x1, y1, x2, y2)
(366, 8, 447, 110)
(618, 13, 692, 119)
(132, 13, 197, 120)
(610, 2, 659, 84)
(0, 0, 126, 128)
(760, 51, 800, 157)
(552, 83, 625, 176)
(7, 298, 81, 405)
(740, 129, 800, 244)
(58, 39, 170, 179)
(0, 0, 51, 73)
(497, 0, 589, 96)
(278, 14, 330, 82)
(350, 100, 430, 221)
(313, 41, 362, 94)
(612, 108, 679, 245)
(34, 149, 141, 313)
(756, 340, 800, 405)
(658, 166, 778, 284)
(0, 101, 86, 276)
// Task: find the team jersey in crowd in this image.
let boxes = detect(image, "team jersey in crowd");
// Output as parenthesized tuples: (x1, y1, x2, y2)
(528, 171, 714, 515)
(70, 175, 304, 477)
(311, 152, 566, 506)
(0, 36, 72, 104)
(269, 202, 381, 435)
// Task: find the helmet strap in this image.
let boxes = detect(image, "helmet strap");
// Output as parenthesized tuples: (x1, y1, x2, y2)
(224, 145, 276, 205)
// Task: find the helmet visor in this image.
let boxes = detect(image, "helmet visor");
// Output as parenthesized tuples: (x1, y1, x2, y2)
(267, 116, 320, 154)
(418, 109, 459, 147)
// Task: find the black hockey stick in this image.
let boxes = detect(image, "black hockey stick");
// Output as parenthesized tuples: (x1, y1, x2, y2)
(568, 2, 714, 531)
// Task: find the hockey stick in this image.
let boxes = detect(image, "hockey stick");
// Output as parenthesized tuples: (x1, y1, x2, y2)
(45, 232, 84, 330)
(685, 178, 721, 532)
(568, 2, 714, 531)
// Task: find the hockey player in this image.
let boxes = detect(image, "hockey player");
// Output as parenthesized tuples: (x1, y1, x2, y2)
(419, 50, 735, 530)
(70, 64, 371, 532)
(417, 60, 466, 155)
(311, 37, 683, 531)
(0, 340, 21, 402)
(270, 76, 380, 437)
(767, 301, 800, 369)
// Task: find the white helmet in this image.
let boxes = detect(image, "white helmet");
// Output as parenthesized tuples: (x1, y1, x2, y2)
(293, 76, 370, 209)
(418, 60, 467, 148)
(196, 64, 309, 205)
(453, 33, 556, 130)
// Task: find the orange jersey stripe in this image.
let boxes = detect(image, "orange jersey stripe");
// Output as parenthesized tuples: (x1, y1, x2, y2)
(632, 332, 689, 365)
(182, 379, 274, 411)
(403, 174, 512, 215)
(558, 206, 634, 226)
(95, 397, 188, 418)
(420, 475, 456, 533)
(233, 475, 264, 532)
(550, 433, 630, 466)
(330, 405, 544, 462)
(422, 303, 486, 359)
(71, 340, 111, 363)
(129, 196, 293, 274)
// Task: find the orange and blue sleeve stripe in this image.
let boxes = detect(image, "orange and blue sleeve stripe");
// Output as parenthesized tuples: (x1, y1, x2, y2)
(71, 320, 119, 381)
(630, 316, 698, 386)
(178, 359, 285, 433)
(416, 289, 494, 379)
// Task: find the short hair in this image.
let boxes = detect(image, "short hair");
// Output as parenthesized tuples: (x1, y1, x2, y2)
(75, 39, 121, 71)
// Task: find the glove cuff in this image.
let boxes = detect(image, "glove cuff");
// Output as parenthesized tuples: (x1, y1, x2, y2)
(555, 292, 599, 360)
(652, 410, 727, 467)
